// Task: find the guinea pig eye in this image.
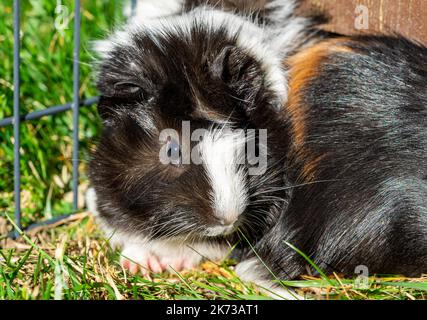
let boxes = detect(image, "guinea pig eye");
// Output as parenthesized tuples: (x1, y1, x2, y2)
(166, 138, 182, 167)
(113, 81, 144, 98)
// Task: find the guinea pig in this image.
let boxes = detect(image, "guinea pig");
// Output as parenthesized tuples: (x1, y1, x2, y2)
(245, 34, 427, 282)
(88, 0, 317, 299)
(88, 0, 427, 299)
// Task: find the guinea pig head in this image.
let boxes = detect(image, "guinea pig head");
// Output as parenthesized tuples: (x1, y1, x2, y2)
(89, 11, 289, 241)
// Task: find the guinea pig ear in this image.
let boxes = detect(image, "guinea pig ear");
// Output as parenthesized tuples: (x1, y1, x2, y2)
(211, 45, 263, 96)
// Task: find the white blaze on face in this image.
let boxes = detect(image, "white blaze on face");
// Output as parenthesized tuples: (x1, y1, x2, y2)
(200, 128, 248, 227)
(124, 0, 185, 20)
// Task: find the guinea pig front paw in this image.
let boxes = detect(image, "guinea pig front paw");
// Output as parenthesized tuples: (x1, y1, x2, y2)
(120, 253, 163, 276)
(235, 258, 303, 300)
(120, 244, 202, 277)
(157, 255, 201, 273)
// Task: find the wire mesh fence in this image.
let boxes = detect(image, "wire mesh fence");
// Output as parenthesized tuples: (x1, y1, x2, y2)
(1, 0, 136, 238)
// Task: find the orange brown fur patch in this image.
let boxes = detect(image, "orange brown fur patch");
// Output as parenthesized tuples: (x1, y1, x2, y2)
(300, 153, 329, 182)
(285, 38, 354, 181)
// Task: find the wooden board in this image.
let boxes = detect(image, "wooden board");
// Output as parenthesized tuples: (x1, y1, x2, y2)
(301, 0, 427, 45)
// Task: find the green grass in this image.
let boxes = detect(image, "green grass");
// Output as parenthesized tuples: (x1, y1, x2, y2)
(1, 214, 267, 300)
(1, 214, 426, 300)
(0, 0, 426, 300)
(0, 0, 122, 225)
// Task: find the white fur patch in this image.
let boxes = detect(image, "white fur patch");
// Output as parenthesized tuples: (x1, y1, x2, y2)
(235, 257, 303, 300)
(85, 187, 99, 216)
(92, 30, 133, 59)
(265, 0, 298, 24)
(124, 0, 184, 20)
(107, 227, 229, 273)
(200, 128, 248, 228)
(204, 224, 236, 237)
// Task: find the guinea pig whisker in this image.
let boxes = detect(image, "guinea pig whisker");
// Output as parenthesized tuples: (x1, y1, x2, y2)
(251, 207, 277, 220)
(149, 212, 200, 240)
(244, 215, 266, 230)
(243, 210, 269, 228)
(228, 94, 253, 104)
(212, 109, 237, 134)
(249, 179, 342, 198)
(161, 224, 198, 240)
(181, 227, 201, 243)
(250, 198, 288, 205)
(253, 194, 288, 201)
(151, 219, 183, 237)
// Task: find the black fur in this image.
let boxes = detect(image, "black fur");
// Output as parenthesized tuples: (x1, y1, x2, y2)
(247, 35, 427, 279)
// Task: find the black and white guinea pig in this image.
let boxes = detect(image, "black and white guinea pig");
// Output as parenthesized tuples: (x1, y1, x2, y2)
(88, 0, 427, 299)
(88, 0, 317, 299)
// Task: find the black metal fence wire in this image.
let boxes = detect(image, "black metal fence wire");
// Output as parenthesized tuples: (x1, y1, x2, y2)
(1, 0, 136, 238)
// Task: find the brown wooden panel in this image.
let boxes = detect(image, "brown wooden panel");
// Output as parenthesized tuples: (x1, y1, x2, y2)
(301, 0, 427, 45)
